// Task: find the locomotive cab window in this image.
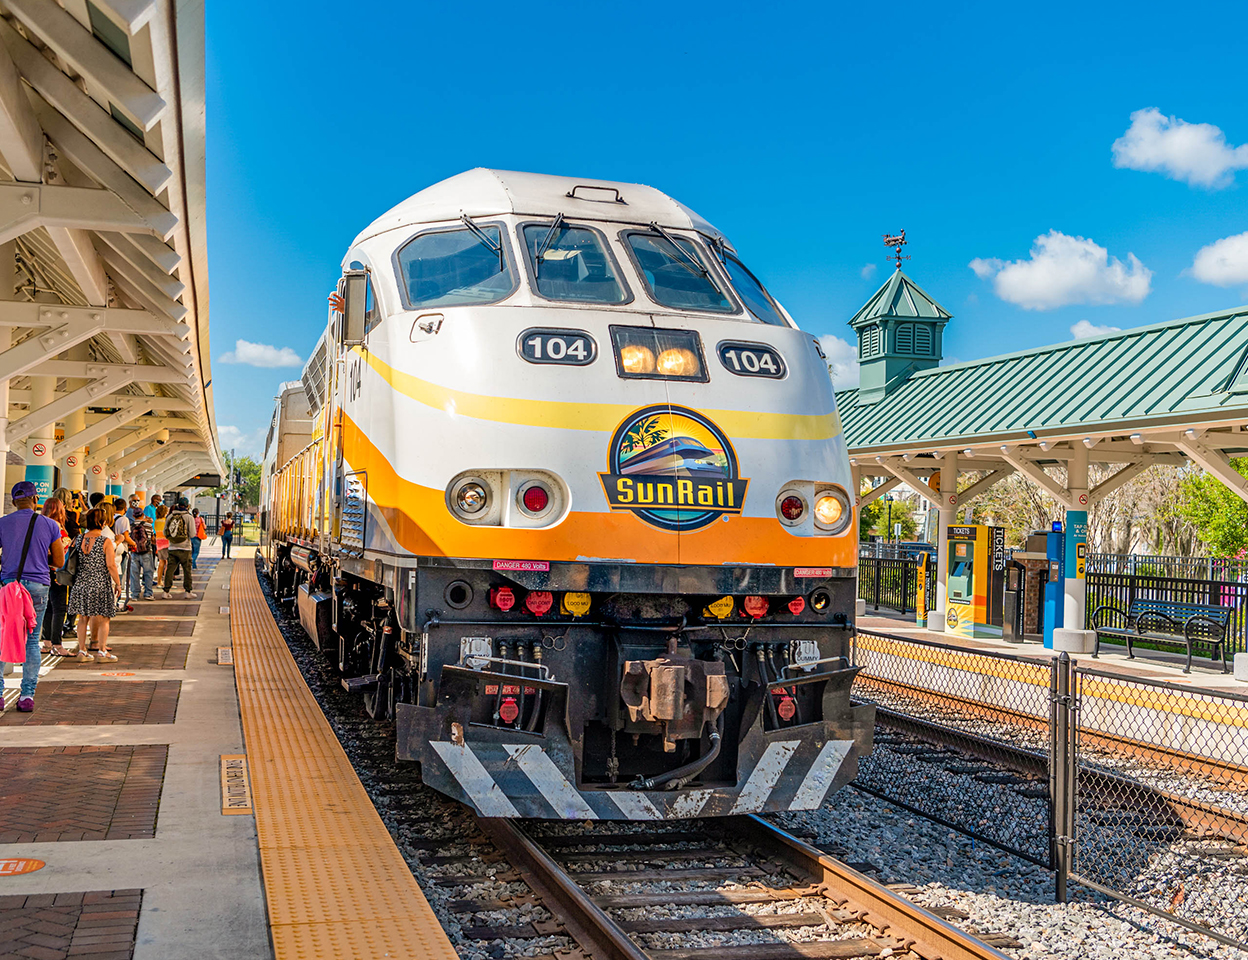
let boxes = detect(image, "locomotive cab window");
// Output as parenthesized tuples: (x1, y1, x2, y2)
(520, 220, 629, 304)
(623, 231, 736, 314)
(396, 221, 516, 309)
(720, 253, 790, 326)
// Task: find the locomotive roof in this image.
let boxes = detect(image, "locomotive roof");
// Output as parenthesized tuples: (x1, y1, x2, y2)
(351, 169, 725, 248)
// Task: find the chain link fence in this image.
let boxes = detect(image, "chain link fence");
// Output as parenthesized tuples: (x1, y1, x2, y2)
(850, 631, 1055, 866)
(850, 629, 1248, 951)
(1069, 666, 1248, 949)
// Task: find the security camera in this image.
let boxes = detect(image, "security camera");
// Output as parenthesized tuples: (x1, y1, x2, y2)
(156, 428, 170, 446)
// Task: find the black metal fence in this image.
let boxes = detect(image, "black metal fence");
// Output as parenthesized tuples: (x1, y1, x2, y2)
(1085, 571, 1248, 657)
(851, 629, 1248, 950)
(857, 557, 937, 614)
(1088, 552, 1248, 581)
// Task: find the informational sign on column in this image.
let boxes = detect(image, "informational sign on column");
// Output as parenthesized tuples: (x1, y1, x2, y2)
(1065, 512, 1087, 580)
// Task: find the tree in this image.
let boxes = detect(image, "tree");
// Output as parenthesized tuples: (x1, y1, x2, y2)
(858, 485, 920, 540)
(209, 454, 261, 509)
(1177, 460, 1248, 557)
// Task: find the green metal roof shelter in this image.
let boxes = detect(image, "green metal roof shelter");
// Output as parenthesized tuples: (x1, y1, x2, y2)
(840, 267, 1248, 643)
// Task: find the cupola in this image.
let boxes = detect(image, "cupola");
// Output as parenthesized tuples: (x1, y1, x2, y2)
(847, 267, 951, 404)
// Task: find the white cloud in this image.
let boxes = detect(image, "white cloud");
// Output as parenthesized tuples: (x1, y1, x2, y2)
(860, 263, 877, 280)
(216, 424, 268, 459)
(968, 231, 1151, 310)
(1070, 320, 1121, 339)
(1112, 107, 1248, 189)
(1190, 231, 1248, 287)
(819, 334, 859, 390)
(219, 339, 303, 368)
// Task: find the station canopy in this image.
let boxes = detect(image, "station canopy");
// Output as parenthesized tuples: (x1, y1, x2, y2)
(0, 0, 221, 490)
(839, 269, 1248, 514)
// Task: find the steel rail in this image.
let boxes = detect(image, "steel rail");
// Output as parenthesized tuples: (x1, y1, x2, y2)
(731, 816, 1010, 960)
(874, 707, 1248, 845)
(479, 813, 1009, 960)
(475, 817, 649, 960)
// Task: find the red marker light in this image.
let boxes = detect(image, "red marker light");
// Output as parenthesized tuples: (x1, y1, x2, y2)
(780, 496, 804, 521)
(525, 590, 553, 616)
(743, 595, 769, 619)
(788, 596, 806, 615)
(522, 484, 550, 513)
(499, 697, 520, 724)
(490, 587, 515, 611)
(777, 695, 797, 721)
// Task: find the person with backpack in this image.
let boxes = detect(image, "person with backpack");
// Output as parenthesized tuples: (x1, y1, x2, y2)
(0, 481, 66, 712)
(128, 505, 156, 600)
(162, 497, 197, 599)
(191, 508, 207, 568)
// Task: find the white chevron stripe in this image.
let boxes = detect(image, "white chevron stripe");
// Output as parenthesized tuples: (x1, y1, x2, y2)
(730, 740, 800, 813)
(788, 740, 852, 810)
(607, 790, 663, 820)
(430, 741, 520, 817)
(504, 744, 598, 819)
(669, 787, 713, 819)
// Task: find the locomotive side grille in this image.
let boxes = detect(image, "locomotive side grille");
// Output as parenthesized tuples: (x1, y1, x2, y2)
(341, 471, 367, 551)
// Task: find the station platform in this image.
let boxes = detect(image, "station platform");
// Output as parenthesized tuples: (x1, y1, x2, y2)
(0, 546, 458, 960)
(859, 610, 1248, 693)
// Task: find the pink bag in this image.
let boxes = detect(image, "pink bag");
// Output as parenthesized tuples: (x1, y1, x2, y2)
(0, 581, 35, 663)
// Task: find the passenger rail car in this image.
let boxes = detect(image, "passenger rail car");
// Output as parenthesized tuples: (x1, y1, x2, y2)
(259, 169, 873, 819)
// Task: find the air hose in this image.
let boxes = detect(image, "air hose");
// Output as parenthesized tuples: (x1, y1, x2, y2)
(629, 713, 725, 791)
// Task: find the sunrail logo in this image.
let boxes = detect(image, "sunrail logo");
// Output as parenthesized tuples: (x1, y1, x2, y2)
(599, 405, 749, 532)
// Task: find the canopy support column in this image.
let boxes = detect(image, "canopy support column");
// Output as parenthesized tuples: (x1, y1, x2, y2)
(934, 453, 958, 632)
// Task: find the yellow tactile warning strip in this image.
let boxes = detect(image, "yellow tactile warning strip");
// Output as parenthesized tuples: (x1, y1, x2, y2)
(231, 561, 459, 960)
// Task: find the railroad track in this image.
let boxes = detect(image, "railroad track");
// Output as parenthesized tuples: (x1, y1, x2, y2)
(871, 702, 1248, 847)
(433, 814, 1015, 960)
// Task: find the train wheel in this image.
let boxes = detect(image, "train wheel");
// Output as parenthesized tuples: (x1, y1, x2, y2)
(362, 626, 393, 721)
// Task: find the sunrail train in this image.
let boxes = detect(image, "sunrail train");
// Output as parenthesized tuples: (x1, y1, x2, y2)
(259, 169, 873, 819)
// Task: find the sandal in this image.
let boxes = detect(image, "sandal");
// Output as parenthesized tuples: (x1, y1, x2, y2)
(51, 646, 73, 657)
(94, 651, 118, 662)
(40, 642, 52, 654)
(76, 649, 93, 662)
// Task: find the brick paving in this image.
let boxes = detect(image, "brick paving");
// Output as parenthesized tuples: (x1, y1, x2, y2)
(54, 644, 189, 671)
(0, 746, 166, 842)
(105, 619, 195, 638)
(0, 682, 180, 726)
(0, 890, 141, 960)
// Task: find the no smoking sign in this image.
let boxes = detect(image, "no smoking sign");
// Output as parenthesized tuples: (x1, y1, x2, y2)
(31, 442, 45, 458)
(66, 455, 78, 467)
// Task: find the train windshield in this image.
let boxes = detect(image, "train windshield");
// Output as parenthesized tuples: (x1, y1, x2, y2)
(397, 224, 515, 308)
(720, 253, 788, 326)
(624, 232, 735, 313)
(522, 222, 627, 304)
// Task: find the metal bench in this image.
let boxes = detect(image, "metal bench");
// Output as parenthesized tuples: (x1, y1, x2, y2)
(1090, 598, 1231, 673)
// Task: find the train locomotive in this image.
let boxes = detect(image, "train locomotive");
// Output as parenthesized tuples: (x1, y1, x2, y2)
(259, 169, 873, 819)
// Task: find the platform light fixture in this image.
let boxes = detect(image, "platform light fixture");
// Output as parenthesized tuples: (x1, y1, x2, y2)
(1130, 433, 1144, 445)
(1082, 437, 1098, 448)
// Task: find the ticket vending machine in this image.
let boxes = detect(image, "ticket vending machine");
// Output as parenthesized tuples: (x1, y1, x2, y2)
(945, 525, 1007, 638)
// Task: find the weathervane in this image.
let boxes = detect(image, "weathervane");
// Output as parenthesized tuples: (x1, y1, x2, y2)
(882, 230, 909, 270)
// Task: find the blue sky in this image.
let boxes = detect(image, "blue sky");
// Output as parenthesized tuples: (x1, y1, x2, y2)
(205, 0, 1248, 458)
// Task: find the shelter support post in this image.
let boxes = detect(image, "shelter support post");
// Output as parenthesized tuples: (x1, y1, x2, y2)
(87, 434, 108, 496)
(24, 375, 55, 497)
(935, 453, 958, 631)
(1064, 445, 1089, 632)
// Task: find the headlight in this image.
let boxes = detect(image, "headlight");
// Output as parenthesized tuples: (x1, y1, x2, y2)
(812, 485, 851, 534)
(814, 495, 842, 526)
(456, 482, 488, 514)
(657, 347, 698, 377)
(611, 326, 707, 381)
(620, 344, 655, 374)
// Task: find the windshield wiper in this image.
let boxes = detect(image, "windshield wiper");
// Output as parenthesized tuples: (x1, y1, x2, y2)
(708, 235, 728, 264)
(533, 213, 565, 277)
(460, 214, 503, 269)
(650, 222, 709, 278)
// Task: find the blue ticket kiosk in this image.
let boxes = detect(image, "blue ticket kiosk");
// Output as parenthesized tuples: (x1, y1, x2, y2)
(1042, 522, 1064, 649)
